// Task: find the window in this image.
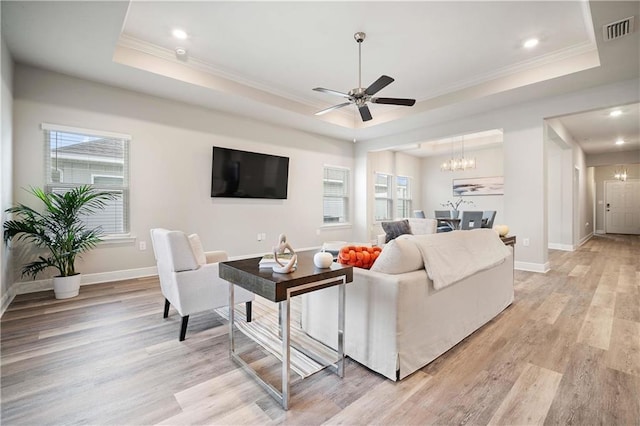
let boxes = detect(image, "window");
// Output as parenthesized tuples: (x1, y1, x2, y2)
(396, 176, 412, 219)
(374, 173, 393, 221)
(323, 166, 349, 224)
(43, 124, 130, 235)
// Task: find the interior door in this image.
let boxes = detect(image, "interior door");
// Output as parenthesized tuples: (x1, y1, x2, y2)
(605, 180, 640, 235)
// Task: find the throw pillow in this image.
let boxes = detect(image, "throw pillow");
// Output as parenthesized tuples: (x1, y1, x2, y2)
(188, 233, 207, 266)
(407, 218, 437, 235)
(370, 235, 424, 274)
(382, 219, 412, 243)
(166, 231, 199, 272)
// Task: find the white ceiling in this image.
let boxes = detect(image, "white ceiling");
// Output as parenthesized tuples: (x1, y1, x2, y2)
(2, 1, 639, 152)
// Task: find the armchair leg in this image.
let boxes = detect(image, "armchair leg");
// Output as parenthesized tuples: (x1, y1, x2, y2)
(246, 301, 252, 323)
(163, 298, 170, 318)
(179, 315, 189, 341)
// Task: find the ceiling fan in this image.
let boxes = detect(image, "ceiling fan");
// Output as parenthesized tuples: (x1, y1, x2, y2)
(313, 32, 416, 122)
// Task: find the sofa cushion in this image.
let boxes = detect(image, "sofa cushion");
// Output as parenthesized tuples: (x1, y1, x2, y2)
(370, 235, 424, 274)
(382, 219, 412, 243)
(408, 218, 437, 235)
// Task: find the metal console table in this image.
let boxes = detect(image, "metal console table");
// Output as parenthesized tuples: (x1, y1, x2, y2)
(219, 250, 353, 410)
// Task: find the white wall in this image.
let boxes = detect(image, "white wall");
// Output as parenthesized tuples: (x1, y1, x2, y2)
(354, 78, 639, 272)
(420, 145, 504, 225)
(547, 134, 565, 248)
(11, 65, 354, 290)
(546, 118, 593, 247)
(587, 150, 640, 167)
(1, 28, 15, 313)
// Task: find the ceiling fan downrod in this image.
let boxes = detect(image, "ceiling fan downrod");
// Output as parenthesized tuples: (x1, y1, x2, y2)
(355, 32, 366, 91)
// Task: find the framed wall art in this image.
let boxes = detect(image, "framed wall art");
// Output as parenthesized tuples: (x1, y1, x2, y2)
(453, 176, 504, 196)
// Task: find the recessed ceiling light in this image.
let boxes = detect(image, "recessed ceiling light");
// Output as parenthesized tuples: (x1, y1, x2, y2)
(615, 139, 625, 145)
(523, 38, 539, 48)
(172, 29, 188, 40)
(609, 110, 622, 117)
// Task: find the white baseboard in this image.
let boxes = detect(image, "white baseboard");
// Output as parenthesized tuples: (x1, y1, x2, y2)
(514, 261, 550, 273)
(13, 266, 158, 295)
(548, 243, 574, 251)
(579, 233, 593, 247)
(595, 229, 605, 235)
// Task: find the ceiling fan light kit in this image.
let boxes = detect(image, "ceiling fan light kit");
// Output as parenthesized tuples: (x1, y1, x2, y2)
(313, 32, 416, 122)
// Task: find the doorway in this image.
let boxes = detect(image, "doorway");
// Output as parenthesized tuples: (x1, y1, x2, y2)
(604, 180, 640, 234)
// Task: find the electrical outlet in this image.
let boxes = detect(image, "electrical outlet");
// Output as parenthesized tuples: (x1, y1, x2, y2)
(139, 241, 146, 251)
(522, 238, 530, 247)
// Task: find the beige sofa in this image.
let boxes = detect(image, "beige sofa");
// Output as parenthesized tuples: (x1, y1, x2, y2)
(302, 229, 514, 381)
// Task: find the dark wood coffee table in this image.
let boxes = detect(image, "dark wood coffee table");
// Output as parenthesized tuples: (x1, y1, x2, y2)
(219, 250, 353, 410)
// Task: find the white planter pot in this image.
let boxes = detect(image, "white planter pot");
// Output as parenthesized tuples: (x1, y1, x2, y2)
(53, 274, 81, 299)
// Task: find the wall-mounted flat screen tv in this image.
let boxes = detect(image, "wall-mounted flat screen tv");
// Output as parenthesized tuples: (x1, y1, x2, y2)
(211, 146, 289, 199)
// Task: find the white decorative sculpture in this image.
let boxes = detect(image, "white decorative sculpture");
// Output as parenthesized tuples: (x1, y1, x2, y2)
(272, 234, 297, 273)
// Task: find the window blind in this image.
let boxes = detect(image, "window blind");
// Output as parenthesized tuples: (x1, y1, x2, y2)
(323, 166, 349, 224)
(396, 176, 412, 219)
(374, 173, 393, 221)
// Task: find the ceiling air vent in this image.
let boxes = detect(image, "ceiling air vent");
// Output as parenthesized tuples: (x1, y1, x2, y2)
(603, 16, 635, 41)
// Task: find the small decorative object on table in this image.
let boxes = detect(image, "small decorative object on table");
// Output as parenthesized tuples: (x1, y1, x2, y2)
(314, 250, 334, 268)
(494, 224, 509, 237)
(338, 245, 381, 269)
(441, 197, 474, 219)
(272, 234, 297, 273)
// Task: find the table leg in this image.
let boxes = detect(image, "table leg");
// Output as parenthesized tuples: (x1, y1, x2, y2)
(280, 298, 290, 410)
(337, 280, 345, 377)
(229, 282, 235, 354)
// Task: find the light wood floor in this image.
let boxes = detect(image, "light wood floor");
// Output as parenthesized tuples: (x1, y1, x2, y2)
(2, 234, 639, 425)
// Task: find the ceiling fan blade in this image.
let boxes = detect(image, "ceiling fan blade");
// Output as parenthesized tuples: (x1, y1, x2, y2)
(315, 102, 352, 116)
(365, 75, 394, 95)
(371, 97, 416, 106)
(359, 105, 373, 122)
(313, 87, 351, 99)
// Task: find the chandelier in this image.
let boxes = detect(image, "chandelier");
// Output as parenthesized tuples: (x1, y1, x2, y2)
(441, 136, 476, 172)
(614, 166, 628, 181)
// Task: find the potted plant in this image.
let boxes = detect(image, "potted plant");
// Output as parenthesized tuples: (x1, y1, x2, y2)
(441, 197, 474, 218)
(3, 185, 118, 299)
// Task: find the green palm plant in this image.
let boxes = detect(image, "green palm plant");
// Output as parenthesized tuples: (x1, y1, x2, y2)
(3, 185, 119, 279)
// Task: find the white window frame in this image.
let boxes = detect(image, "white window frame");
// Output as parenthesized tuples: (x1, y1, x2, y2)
(322, 165, 350, 226)
(374, 172, 393, 222)
(43, 123, 131, 238)
(396, 175, 412, 219)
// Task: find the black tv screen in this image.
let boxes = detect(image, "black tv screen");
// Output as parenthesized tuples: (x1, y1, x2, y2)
(211, 147, 289, 199)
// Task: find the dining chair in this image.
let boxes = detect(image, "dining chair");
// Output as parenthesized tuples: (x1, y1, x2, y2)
(460, 211, 484, 230)
(434, 210, 454, 232)
(413, 210, 426, 218)
(482, 210, 497, 228)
